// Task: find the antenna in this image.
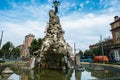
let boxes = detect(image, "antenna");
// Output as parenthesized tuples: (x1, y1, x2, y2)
(0, 31, 3, 48)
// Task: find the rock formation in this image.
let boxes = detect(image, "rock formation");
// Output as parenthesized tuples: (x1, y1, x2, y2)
(35, 10, 73, 69)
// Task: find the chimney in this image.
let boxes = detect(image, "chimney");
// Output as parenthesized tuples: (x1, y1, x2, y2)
(114, 16, 119, 21)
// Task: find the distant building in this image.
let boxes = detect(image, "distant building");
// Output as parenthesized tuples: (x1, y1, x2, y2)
(89, 43, 99, 50)
(17, 44, 23, 56)
(110, 16, 120, 61)
(20, 34, 35, 57)
(89, 38, 113, 60)
(89, 38, 113, 51)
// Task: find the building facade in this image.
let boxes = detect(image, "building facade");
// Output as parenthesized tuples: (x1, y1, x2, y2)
(89, 39, 113, 51)
(20, 34, 35, 57)
(89, 38, 113, 60)
(110, 16, 120, 61)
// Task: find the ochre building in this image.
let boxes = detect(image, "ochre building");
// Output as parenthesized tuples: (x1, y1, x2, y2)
(110, 16, 120, 61)
(20, 34, 35, 57)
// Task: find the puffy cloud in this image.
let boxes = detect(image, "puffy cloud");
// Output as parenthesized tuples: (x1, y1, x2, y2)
(48, 0, 53, 2)
(60, 11, 114, 50)
(80, 3, 84, 8)
(0, 20, 45, 46)
(86, 0, 90, 4)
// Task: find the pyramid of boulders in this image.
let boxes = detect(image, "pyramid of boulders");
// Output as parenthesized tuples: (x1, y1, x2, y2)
(35, 10, 73, 69)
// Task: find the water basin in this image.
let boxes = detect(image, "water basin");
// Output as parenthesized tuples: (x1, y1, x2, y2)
(0, 65, 120, 80)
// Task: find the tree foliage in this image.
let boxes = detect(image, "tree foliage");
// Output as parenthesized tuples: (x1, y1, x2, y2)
(84, 50, 92, 56)
(84, 43, 108, 59)
(1, 42, 14, 58)
(29, 38, 42, 55)
(11, 47, 20, 59)
(0, 49, 3, 58)
(78, 50, 83, 56)
(0, 41, 20, 59)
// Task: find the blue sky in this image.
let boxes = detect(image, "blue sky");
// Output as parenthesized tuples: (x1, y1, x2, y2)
(0, 0, 120, 52)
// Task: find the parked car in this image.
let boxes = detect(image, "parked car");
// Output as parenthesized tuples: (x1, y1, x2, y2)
(80, 56, 93, 62)
(80, 58, 93, 62)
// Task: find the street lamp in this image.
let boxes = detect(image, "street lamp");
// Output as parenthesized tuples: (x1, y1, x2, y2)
(100, 35, 104, 63)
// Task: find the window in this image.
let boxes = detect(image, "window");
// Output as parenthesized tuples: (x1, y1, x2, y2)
(115, 31, 120, 44)
(114, 22, 120, 28)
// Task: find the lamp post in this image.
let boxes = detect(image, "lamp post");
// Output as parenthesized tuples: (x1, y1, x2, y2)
(74, 42, 76, 55)
(74, 42, 82, 66)
(100, 35, 104, 63)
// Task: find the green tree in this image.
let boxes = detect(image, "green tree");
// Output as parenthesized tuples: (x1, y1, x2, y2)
(11, 47, 20, 59)
(1, 41, 14, 59)
(84, 50, 89, 56)
(88, 45, 103, 59)
(0, 49, 3, 58)
(38, 38, 42, 47)
(29, 38, 42, 55)
(91, 47, 101, 56)
(78, 50, 83, 56)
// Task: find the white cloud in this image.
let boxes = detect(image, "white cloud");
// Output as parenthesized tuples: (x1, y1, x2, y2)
(0, 1, 52, 46)
(59, 2, 71, 16)
(61, 13, 111, 29)
(80, 3, 84, 8)
(71, 3, 76, 7)
(86, 0, 90, 4)
(48, 0, 52, 2)
(60, 11, 114, 51)
(0, 20, 45, 46)
(100, 0, 120, 11)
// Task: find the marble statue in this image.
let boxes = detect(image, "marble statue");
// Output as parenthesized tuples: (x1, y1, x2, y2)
(34, 1, 73, 69)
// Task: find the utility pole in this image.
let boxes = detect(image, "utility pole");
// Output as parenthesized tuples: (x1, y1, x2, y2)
(0, 31, 3, 48)
(74, 42, 76, 55)
(73, 42, 76, 66)
(100, 35, 104, 63)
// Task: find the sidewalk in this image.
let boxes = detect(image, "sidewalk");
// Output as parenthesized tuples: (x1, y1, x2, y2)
(81, 62, 120, 69)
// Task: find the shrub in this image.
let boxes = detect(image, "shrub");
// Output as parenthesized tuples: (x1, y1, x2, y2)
(0, 60, 5, 63)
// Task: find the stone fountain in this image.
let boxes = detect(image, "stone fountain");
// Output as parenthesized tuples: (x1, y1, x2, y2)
(34, 0, 73, 69)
